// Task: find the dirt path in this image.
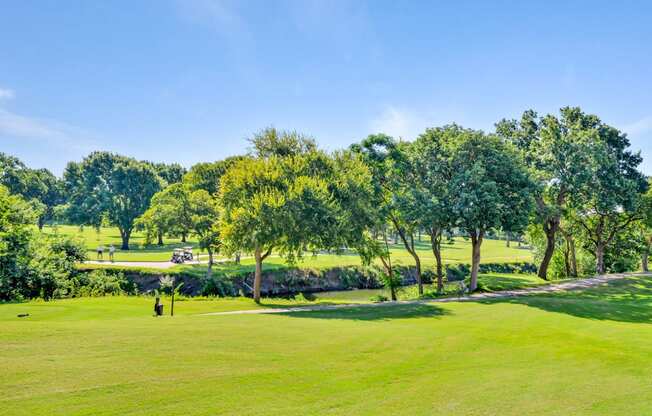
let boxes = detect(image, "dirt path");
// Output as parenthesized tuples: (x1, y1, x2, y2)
(200, 272, 643, 316)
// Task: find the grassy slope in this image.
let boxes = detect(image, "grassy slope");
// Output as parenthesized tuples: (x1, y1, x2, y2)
(2, 275, 652, 415)
(44, 225, 533, 267)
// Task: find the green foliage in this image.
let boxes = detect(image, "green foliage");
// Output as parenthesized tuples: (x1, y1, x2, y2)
(200, 275, 237, 297)
(220, 139, 376, 269)
(248, 127, 317, 158)
(63, 152, 164, 249)
(369, 294, 389, 302)
(0, 185, 36, 300)
(149, 162, 186, 185)
(450, 132, 533, 237)
(0, 153, 63, 228)
(184, 156, 244, 195)
(73, 270, 128, 297)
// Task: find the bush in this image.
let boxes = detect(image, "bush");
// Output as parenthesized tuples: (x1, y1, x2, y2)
(74, 270, 127, 297)
(446, 264, 469, 281)
(370, 294, 389, 302)
(200, 275, 237, 297)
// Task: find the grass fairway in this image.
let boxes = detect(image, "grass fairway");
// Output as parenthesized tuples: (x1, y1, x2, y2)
(43, 225, 532, 267)
(2, 275, 652, 415)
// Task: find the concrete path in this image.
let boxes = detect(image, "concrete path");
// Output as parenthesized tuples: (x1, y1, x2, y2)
(200, 272, 643, 317)
(83, 254, 228, 269)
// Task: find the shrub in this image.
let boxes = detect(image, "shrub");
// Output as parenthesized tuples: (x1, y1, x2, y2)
(446, 264, 469, 281)
(200, 275, 237, 297)
(370, 294, 389, 302)
(74, 270, 126, 297)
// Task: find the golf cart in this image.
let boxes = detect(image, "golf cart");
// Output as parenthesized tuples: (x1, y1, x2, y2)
(183, 246, 193, 261)
(171, 248, 185, 264)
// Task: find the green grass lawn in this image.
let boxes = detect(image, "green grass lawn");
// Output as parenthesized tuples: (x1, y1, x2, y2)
(43, 225, 533, 267)
(2, 274, 652, 415)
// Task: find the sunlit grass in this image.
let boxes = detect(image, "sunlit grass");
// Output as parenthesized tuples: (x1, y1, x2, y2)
(2, 275, 652, 415)
(44, 225, 533, 268)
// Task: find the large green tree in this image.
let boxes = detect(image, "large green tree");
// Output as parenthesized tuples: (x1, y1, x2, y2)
(221, 130, 375, 303)
(184, 156, 244, 196)
(64, 152, 163, 249)
(150, 162, 187, 186)
(496, 108, 593, 279)
(565, 112, 647, 274)
(640, 179, 652, 272)
(412, 125, 459, 291)
(351, 134, 428, 295)
(0, 153, 63, 229)
(449, 130, 533, 291)
(0, 185, 35, 300)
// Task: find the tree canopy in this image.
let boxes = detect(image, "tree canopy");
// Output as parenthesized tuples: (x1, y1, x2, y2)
(64, 152, 163, 249)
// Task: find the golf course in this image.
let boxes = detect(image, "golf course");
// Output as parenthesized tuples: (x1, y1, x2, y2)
(3, 3, 652, 413)
(3, 273, 652, 415)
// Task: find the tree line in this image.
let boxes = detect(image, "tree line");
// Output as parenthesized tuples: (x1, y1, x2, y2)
(1, 106, 650, 302)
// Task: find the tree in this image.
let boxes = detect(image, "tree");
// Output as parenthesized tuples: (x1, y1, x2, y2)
(496, 108, 591, 279)
(184, 156, 244, 196)
(135, 193, 175, 246)
(186, 189, 221, 278)
(150, 162, 186, 186)
(449, 131, 533, 291)
(249, 127, 317, 158)
(412, 126, 459, 292)
(64, 152, 163, 249)
(567, 115, 647, 274)
(351, 135, 428, 295)
(219, 156, 326, 302)
(0, 185, 36, 300)
(640, 179, 652, 272)
(0, 153, 63, 229)
(221, 130, 376, 303)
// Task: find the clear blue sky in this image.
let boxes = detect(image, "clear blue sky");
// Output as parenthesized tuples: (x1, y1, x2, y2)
(1, 0, 651, 175)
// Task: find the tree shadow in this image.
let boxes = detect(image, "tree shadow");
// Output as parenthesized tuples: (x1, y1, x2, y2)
(478, 274, 542, 291)
(280, 302, 451, 321)
(477, 276, 652, 324)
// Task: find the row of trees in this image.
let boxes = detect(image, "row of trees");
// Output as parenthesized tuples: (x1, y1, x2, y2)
(2, 106, 649, 302)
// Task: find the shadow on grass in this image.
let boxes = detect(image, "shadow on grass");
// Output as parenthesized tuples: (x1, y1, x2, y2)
(479, 274, 543, 291)
(280, 303, 451, 321)
(477, 276, 652, 324)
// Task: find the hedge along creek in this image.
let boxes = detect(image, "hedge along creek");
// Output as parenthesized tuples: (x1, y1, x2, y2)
(74, 262, 538, 299)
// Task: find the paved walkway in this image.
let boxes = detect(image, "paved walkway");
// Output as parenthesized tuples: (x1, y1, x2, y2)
(83, 254, 229, 269)
(200, 272, 643, 316)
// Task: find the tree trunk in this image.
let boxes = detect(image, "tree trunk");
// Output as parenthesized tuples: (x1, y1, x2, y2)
(469, 230, 483, 292)
(38, 216, 45, 231)
(414, 253, 422, 295)
(391, 220, 422, 295)
(235, 252, 241, 264)
(206, 248, 214, 279)
(505, 232, 510, 247)
(563, 243, 571, 278)
(429, 227, 443, 293)
(254, 247, 263, 303)
(381, 231, 397, 301)
(537, 222, 557, 280)
(568, 235, 578, 277)
(596, 243, 606, 275)
(642, 250, 649, 273)
(119, 228, 131, 250)
(181, 232, 187, 243)
(157, 231, 164, 246)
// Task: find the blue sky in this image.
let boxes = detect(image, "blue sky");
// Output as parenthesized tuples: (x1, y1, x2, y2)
(1, 0, 651, 175)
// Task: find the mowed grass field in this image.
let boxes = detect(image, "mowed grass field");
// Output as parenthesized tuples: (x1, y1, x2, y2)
(42, 225, 533, 267)
(2, 274, 652, 415)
